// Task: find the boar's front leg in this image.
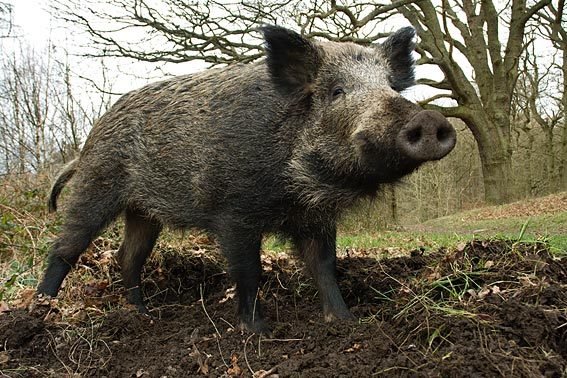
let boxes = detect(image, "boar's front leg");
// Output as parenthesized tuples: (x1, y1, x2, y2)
(296, 229, 354, 321)
(218, 228, 269, 334)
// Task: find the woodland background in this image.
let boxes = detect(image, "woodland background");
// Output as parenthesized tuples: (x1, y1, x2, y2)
(0, 0, 565, 226)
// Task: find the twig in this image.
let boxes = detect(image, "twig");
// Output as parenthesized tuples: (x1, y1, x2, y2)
(216, 334, 229, 368)
(199, 284, 221, 338)
(260, 337, 304, 342)
(275, 272, 287, 289)
(252, 287, 260, 323)
(46, 328, 74, 376)
(243, 333, 255, 376)
(254, 366, 278, 378)
(219, 317, 236, 330)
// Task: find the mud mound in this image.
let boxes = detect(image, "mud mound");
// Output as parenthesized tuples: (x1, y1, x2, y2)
(1, 240, 567, 377)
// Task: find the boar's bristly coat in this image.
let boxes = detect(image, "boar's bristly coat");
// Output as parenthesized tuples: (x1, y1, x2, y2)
(38, 25, 456, 333)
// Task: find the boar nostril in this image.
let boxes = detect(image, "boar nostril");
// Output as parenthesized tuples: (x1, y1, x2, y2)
(407, 127, 421, 144)
(437, 125, 452, 142)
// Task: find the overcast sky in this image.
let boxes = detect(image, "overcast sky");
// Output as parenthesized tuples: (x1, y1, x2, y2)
(13, 0, 53, 46)
(9, 0, 170, 96)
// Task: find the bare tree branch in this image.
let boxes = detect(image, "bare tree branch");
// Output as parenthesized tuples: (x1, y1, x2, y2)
(417, 78, 453, 91)
(0, 1, 13, 38)
(50, 0, 407, 65)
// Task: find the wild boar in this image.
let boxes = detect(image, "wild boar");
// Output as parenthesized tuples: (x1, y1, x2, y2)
(38, 25, 456, 333)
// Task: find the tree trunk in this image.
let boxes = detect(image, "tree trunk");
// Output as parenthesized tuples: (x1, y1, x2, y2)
(560, 48, 567, 190)
(543, 128, 555, 192)
(478, 147, 513, 204)
(560, 120, 567, 189)
(388, 184, 398, 224)
(524, 129, 535, 196)
(473, 115, 514, 204)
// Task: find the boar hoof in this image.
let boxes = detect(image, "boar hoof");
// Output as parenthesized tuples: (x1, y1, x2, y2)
(132, 303, 150, 315)
(240, 319, 271, 335)
(324, 309, 355, 322)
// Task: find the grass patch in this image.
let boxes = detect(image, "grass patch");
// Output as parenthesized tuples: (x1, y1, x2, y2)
(336, 192, 567, 254)
(264, 230, 467, 256)
(337, 231, 462, 252)
(262, 235, 291, 252)
(254, 207, 567, 257)
(416, 210, 567, 255)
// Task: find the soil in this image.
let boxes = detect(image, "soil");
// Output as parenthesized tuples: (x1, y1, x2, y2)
(1, 240, 567, 377)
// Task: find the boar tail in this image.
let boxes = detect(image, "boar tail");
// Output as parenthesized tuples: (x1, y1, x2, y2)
(48, 159, 78, 213)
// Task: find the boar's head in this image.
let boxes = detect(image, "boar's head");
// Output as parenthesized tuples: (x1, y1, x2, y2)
(262, 25, 456, 202)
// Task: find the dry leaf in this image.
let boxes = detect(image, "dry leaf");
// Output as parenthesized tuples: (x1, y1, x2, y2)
(189, 329, 209, 375)
(226, 353, 242, 376)
(345, 343, 362, 353)
(219, 287, 236, 304)
(12, 288, 36, 309)
(254, 367, 278, 378)
(0, 301, 9, 313)
(477, 287, 491, 299)
(83, 280, 109, 296)
(0, 351, 9, 365)
(426, 270, 441, 282)
(100, 249, 115, 264)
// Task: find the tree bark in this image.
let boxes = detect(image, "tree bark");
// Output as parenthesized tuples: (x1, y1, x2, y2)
(477, 141, 513, 204)
(524, 128, 535, 196)
(560, 119, 567, 189)
(388, 185, 398, 224)
(467, 111, 514, 203)
(560, 48, 567, 189)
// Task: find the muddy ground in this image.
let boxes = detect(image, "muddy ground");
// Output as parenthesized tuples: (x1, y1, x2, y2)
(1, 239, 566, 377)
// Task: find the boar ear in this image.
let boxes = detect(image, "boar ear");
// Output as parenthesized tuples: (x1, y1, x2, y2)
(261, 25, 321, 96)
(381, 27, 416, 92)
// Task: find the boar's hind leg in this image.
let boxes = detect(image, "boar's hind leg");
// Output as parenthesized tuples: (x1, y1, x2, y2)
(37, 189, 122, 298)
(219, 229, 268, 334)
(116, 208, 162, 313)
(296, 231, 354, 322)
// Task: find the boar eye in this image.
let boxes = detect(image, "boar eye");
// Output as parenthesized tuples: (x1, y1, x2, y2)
(331, 86, 345, 99)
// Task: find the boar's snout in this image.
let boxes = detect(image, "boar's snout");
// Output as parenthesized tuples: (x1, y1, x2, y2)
(396, 110, 456, 162)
